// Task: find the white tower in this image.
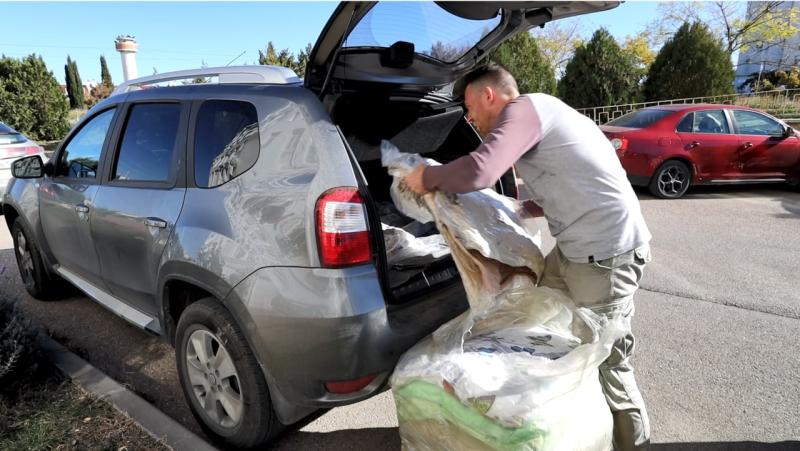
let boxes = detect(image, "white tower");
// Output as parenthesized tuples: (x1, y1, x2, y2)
(115, 35, 139, 81)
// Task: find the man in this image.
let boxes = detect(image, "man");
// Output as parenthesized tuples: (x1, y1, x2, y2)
(403, 63, 652, 451)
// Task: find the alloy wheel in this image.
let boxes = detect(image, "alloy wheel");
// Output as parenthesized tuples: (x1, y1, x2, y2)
(658, 165, 688, 197)
(15, 230, 35, 286)
(185, 328, 244, 428)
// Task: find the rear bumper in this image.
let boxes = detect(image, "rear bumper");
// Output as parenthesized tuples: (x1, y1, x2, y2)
(226, 264, 468, 424)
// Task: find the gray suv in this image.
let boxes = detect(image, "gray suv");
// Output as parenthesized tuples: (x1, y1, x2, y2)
(2, 2, 618, 447)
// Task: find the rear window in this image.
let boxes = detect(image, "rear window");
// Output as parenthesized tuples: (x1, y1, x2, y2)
(606, 109, 673, 128)
(194, 100, 260, 188)
(344, 2, 502, 62)
(0, 133, 26, 145)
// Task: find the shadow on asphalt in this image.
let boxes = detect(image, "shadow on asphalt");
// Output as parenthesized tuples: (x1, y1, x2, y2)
(271, 427, 400, 451)
(653, 442, 800, 451)
(633, 183, 799, 201)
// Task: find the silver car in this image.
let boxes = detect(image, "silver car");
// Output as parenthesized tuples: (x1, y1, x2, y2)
(2, 2, 619, 447)
(0, 122, 47, 198)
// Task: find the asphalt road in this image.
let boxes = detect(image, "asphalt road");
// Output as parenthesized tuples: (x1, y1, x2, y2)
(1, 184, 799, 450)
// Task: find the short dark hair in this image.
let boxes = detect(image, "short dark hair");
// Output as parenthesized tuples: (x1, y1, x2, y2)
(454, 62, 519, 99)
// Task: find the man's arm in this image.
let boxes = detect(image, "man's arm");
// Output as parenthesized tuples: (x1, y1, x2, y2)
(418, 96, 543, 194)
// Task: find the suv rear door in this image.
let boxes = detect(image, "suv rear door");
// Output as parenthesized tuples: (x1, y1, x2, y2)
(306, 1, 620, 94)
(90, 100, 189, 317)
(40, 107, 119, 288)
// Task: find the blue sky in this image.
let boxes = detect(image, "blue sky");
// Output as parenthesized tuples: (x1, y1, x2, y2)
(0, 1, 661, 85)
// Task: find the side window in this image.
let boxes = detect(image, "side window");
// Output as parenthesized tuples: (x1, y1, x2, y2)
(676, 113, 693, 133)
(692, 110, 730, 134)
(57, 108, 116, 178)
(113, 103, 181, 182)
(194, 100, 260, 188)
(732, 110, 784, 136)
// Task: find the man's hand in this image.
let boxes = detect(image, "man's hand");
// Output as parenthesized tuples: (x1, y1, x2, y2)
(403, 165, 429, 195)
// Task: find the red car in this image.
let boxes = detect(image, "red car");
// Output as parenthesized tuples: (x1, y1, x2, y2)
(601, 104, 800, 198)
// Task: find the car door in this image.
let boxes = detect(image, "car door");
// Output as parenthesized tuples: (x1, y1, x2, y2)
(90, 101, 188, 316)
(39, 107, 119, 288)
(676, 109, 742, 181)
(731, 109, 800, 179)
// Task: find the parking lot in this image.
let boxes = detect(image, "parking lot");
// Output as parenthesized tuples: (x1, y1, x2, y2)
(1, 185, 799, 450)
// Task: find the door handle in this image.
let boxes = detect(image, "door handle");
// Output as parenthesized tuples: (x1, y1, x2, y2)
(689, 141, 701, 149)
(742, 142, 753, 149)
(144, 217, 168, 229)
(75, 205, 89, 214)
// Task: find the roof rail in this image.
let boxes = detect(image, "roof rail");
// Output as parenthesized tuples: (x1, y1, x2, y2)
(112, 65, 301, 95)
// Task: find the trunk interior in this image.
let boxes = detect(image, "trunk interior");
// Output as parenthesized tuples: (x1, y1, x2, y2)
(330, 92, 481, 304)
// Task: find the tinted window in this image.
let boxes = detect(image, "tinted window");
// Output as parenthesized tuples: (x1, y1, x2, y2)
(692, 110, 730, 134)
(733, 110, 784, 136)
(676, 113, 693, 133)
(606, 109, 673, 128)
(113, 103, 181, 182)
(57, 108, 116, 178)
(344, 2, 501, 62)
(194, 100, 259, 188)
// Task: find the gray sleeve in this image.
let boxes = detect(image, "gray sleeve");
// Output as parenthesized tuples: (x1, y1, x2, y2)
(422, 96, 543, 193)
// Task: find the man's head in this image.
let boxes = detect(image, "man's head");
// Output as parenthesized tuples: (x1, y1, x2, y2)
(460, 63, 519, 136)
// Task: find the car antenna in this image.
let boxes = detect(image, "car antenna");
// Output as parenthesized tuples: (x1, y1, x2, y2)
(225, 50, 247, 67)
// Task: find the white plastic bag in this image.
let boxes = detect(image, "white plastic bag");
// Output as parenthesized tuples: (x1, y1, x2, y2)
(383, 140, 625, 451)
(382, 223, 450, 266)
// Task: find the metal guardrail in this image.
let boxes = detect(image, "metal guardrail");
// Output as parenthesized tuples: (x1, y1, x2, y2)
(576, 88, 800, 125)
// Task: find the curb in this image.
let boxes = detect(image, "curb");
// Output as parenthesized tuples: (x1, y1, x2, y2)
(39, 335, 219, 451)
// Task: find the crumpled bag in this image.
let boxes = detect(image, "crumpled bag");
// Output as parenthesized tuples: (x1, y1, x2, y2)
(382, 140, 625, 451)
(383, 223, 450, 266)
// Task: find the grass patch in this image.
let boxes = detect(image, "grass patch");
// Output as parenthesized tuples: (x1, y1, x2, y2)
(0, 378, 171, 451)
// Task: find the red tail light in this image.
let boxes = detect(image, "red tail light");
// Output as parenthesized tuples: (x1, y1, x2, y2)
(315, 187, 371, 268)
(610, 137, 629, 153)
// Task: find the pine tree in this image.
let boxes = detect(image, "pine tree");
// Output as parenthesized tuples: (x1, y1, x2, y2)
(100, 55, 113, 87)
(644, 22, 734, 101)
(557, 28, 641, 109)
(489, 32, 557, 95)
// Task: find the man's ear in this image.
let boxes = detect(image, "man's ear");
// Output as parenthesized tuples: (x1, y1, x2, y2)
(484, 85, 495, 104)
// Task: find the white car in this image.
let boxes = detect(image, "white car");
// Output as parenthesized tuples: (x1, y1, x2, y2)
(0, 122, 47, 199)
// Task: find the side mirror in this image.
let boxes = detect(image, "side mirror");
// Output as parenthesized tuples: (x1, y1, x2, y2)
(784, 126, 796, 139)
(11, 155, 44, 179)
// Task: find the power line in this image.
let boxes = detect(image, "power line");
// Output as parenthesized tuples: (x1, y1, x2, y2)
(0, 42, 234, 58)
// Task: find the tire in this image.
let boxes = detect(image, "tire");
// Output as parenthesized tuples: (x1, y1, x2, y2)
(175, 298, 282, 449)
(648, 160, 691, 199)
(10, 218, 61, 300)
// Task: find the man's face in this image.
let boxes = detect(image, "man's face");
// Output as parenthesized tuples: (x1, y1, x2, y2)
(463, 83, 494, 137)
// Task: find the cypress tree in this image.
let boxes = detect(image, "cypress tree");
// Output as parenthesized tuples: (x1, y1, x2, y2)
(100, 55, 113, 87)
(490, 32, 557, 95)
(557, 28, 641, 109)
(644, 22, 735, 101)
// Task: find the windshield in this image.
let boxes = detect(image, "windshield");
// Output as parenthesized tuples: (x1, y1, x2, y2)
(607, 109, 674, 128)
(344, 2, 501, 63)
